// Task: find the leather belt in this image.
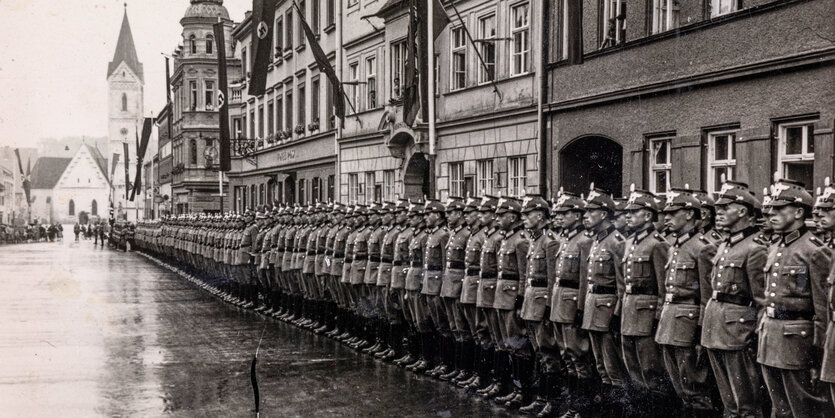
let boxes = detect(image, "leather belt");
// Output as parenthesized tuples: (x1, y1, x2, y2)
(466, 268, 480, 276)
(712, 291, 753, 307)
(625, 284, 657, 295)
(370, 255, 382, 262)
(499, 272, 519, 281)
(354, 255, 368, 261)
(664, 294, 698, 305)
(425, 265, 443, 271)
(589, 284, 616, 294)
(529, 278, 548, 288)
(766, 307, 814, 321)
(334, 252, 344, 258)
(306, 251, 316, 256)
(382, 257, 394, 263)
(557, 279, 580, 289)
(447, 261, 465, 269)
(325, 250, 333, 256)
(410, 261, 423, 268)
(393, 261, 406, 266)
(481, 272, 497, 279)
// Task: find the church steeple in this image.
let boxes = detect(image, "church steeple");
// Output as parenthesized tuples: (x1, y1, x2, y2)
(108, 7, 144, 83)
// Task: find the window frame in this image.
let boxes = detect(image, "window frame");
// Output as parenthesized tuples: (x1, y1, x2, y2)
(204, 80, 215, 111)
(508, 156, 527, 197)
(651, 0, 680, 34)
(206, 34, 214, 55)
(189, 80, 198, 111)
(390, 41, 406, 100)
(476, 159, 494, 196)
(711, 0, 740, 18)
(297, 82, 306, 131)
(449, 162, 465, 197)
(648, 136, 673, 197)
(366, 56, 378, 109)
(348, 173, 359, 203)
(365, 172, 376, 204)
(450, 26, 467, 90)
(311, 77, 320, 125)
(383, 170, 396, 201)
(706, 129, 738, 197)
(777, 121, 815, 188)
(477, 14, 497, 84)
(349, 62, 359, 113)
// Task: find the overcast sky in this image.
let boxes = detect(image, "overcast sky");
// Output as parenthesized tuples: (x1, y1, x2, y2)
(0, 0, 250, 147)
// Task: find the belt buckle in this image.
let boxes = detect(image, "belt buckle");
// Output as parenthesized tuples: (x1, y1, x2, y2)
(664, 293, 673, 303)
(766, 306, 775, 318)
(625, 283, 633, 294)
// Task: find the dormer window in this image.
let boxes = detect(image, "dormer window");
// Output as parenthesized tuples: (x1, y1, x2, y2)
(189, 34, 197, 54)
(206, 34, 214, 55)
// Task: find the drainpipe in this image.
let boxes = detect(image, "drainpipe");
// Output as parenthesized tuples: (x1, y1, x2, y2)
(427, 0, 437, 199)
(335, 0, 343, 203)
(537, 0, 548, 197)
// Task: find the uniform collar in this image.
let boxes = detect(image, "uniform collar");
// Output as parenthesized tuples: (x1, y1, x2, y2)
(561, 224, 584, 239)
(528, 228, 543, 240)
(780, 226, 807, 246)
(674, 228, 698, 246)
(727, 226, 759, 246)
(633, 225, 655, 244)
(595, 224, 616, 242)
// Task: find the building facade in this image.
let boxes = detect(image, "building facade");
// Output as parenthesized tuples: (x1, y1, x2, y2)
(107, 8, 146, 220)
(169, 0, 237, 214)
(226, 0, 339, 213)
(544, 0, 834, 197)
(0, 164, 13, 224)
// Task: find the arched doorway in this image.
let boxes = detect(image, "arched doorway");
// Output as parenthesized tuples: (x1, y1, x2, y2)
(69, 199, 75, 216)
(284, 175, 296, 205)
(403, 153, 430, 200)
(78, 211, 89, 225)
(559, 136, 623, 197)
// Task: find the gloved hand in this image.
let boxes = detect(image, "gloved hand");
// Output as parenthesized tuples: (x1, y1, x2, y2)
(514, 295, 525, 310)
(574, 309, 584, 326)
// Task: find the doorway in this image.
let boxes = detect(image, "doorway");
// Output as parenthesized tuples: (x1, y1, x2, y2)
(559, 136, 623, 197)
(403, 153, 430, 200)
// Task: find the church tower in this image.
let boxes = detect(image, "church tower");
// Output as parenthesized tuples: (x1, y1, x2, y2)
(107, 6, 144, 220)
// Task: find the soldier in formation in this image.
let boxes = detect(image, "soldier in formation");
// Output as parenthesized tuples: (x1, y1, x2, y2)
(133, 174, 835, 417)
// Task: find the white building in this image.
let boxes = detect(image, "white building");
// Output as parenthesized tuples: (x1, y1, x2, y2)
(29, 145, 110, 224)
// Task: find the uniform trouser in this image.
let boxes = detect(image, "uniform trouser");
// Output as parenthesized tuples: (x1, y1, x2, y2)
(382, 287, 403, 324)
(588, 330, 628, 387)
(462, 303, 487, 345)
(555, 322, 594, 379)
(661, 344, 715, 410)
(480, 307, 502, 347)
(761, 365, 834, 418)
(497, 308, 531, 354)
(526, 320, 560, 373)
(331, 275, 347, 307)
(407, 291, 433, 332)
(427, 295, 450, 335)
(831, 383, 835, 408)
(622, 334, 671, 394)
(707, 348, 763, 417)
(391, 288, 412, 326)
(442, 297, 469, 342)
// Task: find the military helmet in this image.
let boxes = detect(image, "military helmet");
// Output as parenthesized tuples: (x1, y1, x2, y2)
(814, 177, 835, 209)
(554, 191, 585, 213)
(424, 199, 445, 214)
(479, 195, 500, 212)
(496, 196, 522, 215)
(444, 197, 466, 212)
(584, 184, 615, 211)
(715, 180, 762, 210)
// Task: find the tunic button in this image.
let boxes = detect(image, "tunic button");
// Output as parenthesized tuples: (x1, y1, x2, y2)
(777, 253, 781, 257)
(572, 296, 577, 301)
(688, 313, 694, 318)
(770, 302, 775, 307)
(770, 292, 775, 297)
(606, 302, 611, 307)
(801, 331, 807, 336)
(716, 282, 722, 286)
(738, 318, 745, 323)
(719, 266, 724, 270)
(772, 283, 777, 287)
(724, 250, 728, 254)
(772, 273, 778, 277)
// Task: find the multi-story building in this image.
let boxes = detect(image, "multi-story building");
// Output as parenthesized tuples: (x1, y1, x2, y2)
(169, 0, 239, 214)
(155, 104, 174, 218)
(226, 0, 339, 212)
(336, 0, 543, 202)
(0, 163, 13, 224)
(543, 0, 834, 197)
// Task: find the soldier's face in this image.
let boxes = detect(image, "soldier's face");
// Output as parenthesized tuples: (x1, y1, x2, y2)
(664, 209, 691, 233)
(564, 210, 583, 228)
(426, 212, 442, 226)
(768, 205, 804, 232)
(382, 213, 393, 224)
(447, 210, 463, 226)
(465, 211, 480, 225)
(625, 209, 652, 229)
(584, 209, 607, 229)
(409, 215, 421, 227)
(818, 208, 835, 231)
(613, 213, 628, 231)
(479, 211, 495, 225)
(553, 212, 565, 228)
(396, 212, 408, 224)
(498, 212, 517, 229)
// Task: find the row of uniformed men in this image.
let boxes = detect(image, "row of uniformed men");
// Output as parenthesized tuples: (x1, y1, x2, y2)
(134, 176, 835, 418)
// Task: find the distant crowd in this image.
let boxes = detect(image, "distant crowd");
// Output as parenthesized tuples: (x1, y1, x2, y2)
(0, 222, 63, 245)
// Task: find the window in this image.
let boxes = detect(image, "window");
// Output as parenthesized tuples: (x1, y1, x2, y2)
(365, 172, 377, 203)
(349, 62, 359, 112)
(778, 122, 815, 189)
(707, 130, 737, 196)
(189, 34, 197, 54)
(190, 139, 198, 165)
(312, 0, 320, 33)
(312, 177, 321, 203)
(242, 47, 248, 76)
(189, 81, 198, 110)
(328, 175, 335, 201)
(451, 27, 467, 90)
(285, 88, 294, 134)
(311, 78, 320, 125)
(711, 0, 739, 17)
(601, 0, 627, 47)
(260, 183, 266, 206)
(298, 0, 306, 47)
(651, 0, 680, 34)
(349, 173, 359, 202)
(258, 105, 265, 138)
(276, 96, 284, 132)
(434, 54, 440, 95)
(121, 93, 128, 111)
(297, 83, 306, 130)
(478, 15, 496, 83)
(69, 199, 75, 216)
(508, 157, 527, 197)
(477, 159, 494, 196)
(449, 162, 464, 197)
(366, 57, 377, 109)
(391, 41, 406, 99)
(251, 185, 257, 208)
(326, 0, 335, 27)
(275, 17, 284, 56)
(206, 34, 214, 54)
(267, 101, 275, 135)
(233, 118, 242, 138)
(326, 77, 335, 129)
(249, 109, 256, 138)
(510, 3, 530, 76)
(383, 170, 395, 201)
(204, 80, 215, 110)
(285, 10, 294, 50)
(649, 137, 672, 196)
(558, 0, 569, 60)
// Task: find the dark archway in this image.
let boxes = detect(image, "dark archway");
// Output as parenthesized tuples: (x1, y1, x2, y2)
(284, 175, 296, 205)
(559, 136, 623, 197)
(69, 199, 75, 216)
(403, 153, 430, 200)
(78, 211, 89, 225)
(91, 200, 98, 216)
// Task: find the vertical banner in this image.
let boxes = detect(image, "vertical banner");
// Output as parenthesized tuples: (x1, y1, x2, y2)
(165, 57, 173, 139)
(213, 21, 231, 171)
(248, 0, 279, 96)
(123, 142, 130, 201)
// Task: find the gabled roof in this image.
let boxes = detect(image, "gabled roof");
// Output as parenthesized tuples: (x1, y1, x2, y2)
(108, 10, 144, 83)
(86, 144, 109, 183)
(30, 157, 72, 189)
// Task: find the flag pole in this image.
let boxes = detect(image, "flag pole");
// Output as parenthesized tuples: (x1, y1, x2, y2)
(427, 0, 436, 198)
(336, 0, 343, 203)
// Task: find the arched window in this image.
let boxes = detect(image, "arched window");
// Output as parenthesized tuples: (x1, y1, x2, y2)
(189, 34, 197, 54)
(206, 34, 214, 55)
(69, 199, 75, 216)
(190, 139, 198, 164)
(121, 93, 128, 111)
(91, 200, 98, 216)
